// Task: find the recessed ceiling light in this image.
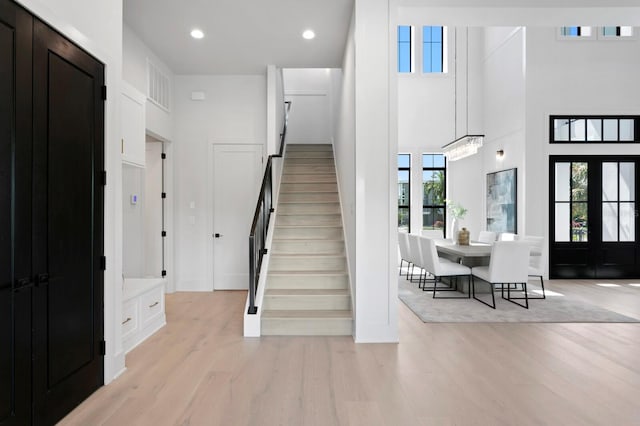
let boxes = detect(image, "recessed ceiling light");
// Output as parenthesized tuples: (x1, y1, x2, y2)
(302, 30, 315, 40)
(190, 29, 204, 39)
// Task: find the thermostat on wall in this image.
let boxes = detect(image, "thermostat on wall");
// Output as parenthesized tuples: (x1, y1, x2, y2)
(130, 194, 138, 205)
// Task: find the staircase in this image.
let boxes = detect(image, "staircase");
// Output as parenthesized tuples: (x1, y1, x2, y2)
(262, 144, 352, 335)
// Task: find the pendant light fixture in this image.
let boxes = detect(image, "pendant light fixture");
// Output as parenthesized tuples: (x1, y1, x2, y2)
(442, 28, 484, 161)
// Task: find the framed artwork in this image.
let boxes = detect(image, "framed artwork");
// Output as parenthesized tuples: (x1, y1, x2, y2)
(486, 168, 517, 233)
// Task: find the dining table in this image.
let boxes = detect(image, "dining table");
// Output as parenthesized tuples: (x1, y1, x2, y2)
(434, 240, 493, 267)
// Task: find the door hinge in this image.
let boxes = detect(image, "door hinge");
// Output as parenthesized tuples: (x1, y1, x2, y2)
(161, 192, 167, 199)
(100, 256, 106, 270)
(161, 270, 167, 277)
(101, 171, 107, 186)
(161, 153, 166, 160)
(161, 231, 167, 237)
(101, 85, 107, 101)
(99, 340, 106, 356)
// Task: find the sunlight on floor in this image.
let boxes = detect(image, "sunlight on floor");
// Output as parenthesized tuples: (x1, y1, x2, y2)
(534, 289, 564, 297)
(596, 283, 621, 287)
(628, 283, 640, 287)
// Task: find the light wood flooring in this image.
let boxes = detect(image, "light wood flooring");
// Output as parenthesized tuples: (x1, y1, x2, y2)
(60, 280, 640, 425)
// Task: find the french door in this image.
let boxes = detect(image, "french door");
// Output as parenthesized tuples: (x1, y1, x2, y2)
(550, 156, 640, 278)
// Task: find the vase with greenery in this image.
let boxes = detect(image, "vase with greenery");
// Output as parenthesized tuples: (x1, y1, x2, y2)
(446, 200, 467, 241)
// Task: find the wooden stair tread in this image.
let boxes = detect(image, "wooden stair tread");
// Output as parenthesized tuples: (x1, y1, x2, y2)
(265, 289, 349, 296)
(262, 310, 352, 319)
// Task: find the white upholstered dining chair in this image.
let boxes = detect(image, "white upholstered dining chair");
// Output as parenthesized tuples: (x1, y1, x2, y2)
(398, 232, 412, 278)
(407, 233, 425, 284)
(420, 237, 471, 298)
(421, 229, 445, 240)
(471, 241, 530, 309)
(518, 235, 546, 299)
(478, 231, 497, 244)
(498, 232, 517, 241)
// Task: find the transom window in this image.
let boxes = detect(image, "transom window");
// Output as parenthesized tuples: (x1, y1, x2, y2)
(422, 154, 446, 231)
(422, 26, 444, 73)
(398, 26, 413, 73)
(551, 116, 639, 143)
(560, 26, 592, 37)
(397, 25, 447, 74)
(398, 154, 411, 232)
(602, 26, 633, 37)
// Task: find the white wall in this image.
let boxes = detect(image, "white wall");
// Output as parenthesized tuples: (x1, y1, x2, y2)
(16, 0, 125, 382)
(525, 27, 640, 242)
(477, 27, 525, 237)
(266, 66, 286, 155)
(122, 165, 144, 277)
(283, 68, 336, 144)
(122, 25, 173, 141)
(334, 11, 356, 318)
(173, 75, 267, 291)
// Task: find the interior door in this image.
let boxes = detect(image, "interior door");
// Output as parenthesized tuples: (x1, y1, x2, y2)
(213, 144, 263, 290)
(0, 2, 32, 424)
(31, 19, 105, 425)
(550, 156, 640, 278)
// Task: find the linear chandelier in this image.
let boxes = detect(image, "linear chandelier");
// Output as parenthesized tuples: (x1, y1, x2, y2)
(443, 28, 484, 162)
(442, 134, 484, 161)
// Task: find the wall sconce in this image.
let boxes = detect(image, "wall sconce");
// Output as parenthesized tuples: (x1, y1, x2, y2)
(496, 149, 504, 159)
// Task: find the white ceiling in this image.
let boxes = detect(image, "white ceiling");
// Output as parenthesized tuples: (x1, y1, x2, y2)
(123, 0, 354, 75)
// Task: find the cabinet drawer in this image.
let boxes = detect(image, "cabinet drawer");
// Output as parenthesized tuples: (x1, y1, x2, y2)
(140, 286, 164, 327)
(122, 299, 139, 340)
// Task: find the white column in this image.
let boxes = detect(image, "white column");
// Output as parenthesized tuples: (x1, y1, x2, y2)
(354, 0, 398, 342)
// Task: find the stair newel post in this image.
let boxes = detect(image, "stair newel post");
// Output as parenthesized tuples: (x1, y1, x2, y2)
(248, 234, 257, 314)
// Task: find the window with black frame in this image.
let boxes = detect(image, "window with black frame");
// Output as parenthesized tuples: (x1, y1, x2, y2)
(422, 154, 446, 232)
(550, 115, 639, 143)
(398, 154, 411, 232)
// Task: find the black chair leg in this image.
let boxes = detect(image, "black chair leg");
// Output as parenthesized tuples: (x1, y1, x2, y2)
(472, 276, 496, 309)
(503, 281, 529, 309)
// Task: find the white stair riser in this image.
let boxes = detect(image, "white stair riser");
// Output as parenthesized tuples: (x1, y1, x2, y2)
(286, 144, 332, 152)
(284, 158, 335, 166)
(263, 295, 351, 310)
(280, 183, 338, 193)
(285, 151, 334, 159)
(271, 240, 344, 255)
(281, 174, 336, 184)
(266, 274, 349, 289)
(278, 192, 339, 203)
(276, 214, 341, 226)
(270, 256, 346, 272)
(283, 166, 336, 174)
(278, 203, 340, 215)
(261, 318, 352, 336)
(273, 227, 343, 240)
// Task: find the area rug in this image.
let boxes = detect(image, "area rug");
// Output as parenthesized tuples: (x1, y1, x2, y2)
(398, 277, 640, 323)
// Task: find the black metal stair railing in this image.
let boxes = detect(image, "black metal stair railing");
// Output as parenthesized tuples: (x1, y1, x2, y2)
(248, 101, 291, 314)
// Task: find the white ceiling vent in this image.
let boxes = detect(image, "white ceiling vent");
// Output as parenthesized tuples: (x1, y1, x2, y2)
(147, 59, 171, 111)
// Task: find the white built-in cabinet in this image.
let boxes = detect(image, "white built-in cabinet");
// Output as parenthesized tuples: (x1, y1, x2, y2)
(121, 82, 146, 167)
(122, 278, 166, 353)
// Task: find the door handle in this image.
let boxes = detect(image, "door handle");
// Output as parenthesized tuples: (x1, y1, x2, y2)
(14, 277, 34, 292)
(36, 273, 49, 286)
(214, 233, 223, 238)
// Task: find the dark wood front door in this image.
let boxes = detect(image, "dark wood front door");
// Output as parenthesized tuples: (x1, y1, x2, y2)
(1, 1, 104, 424)
(0, 2, 32, 424)
(550, 156, 640, 279)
